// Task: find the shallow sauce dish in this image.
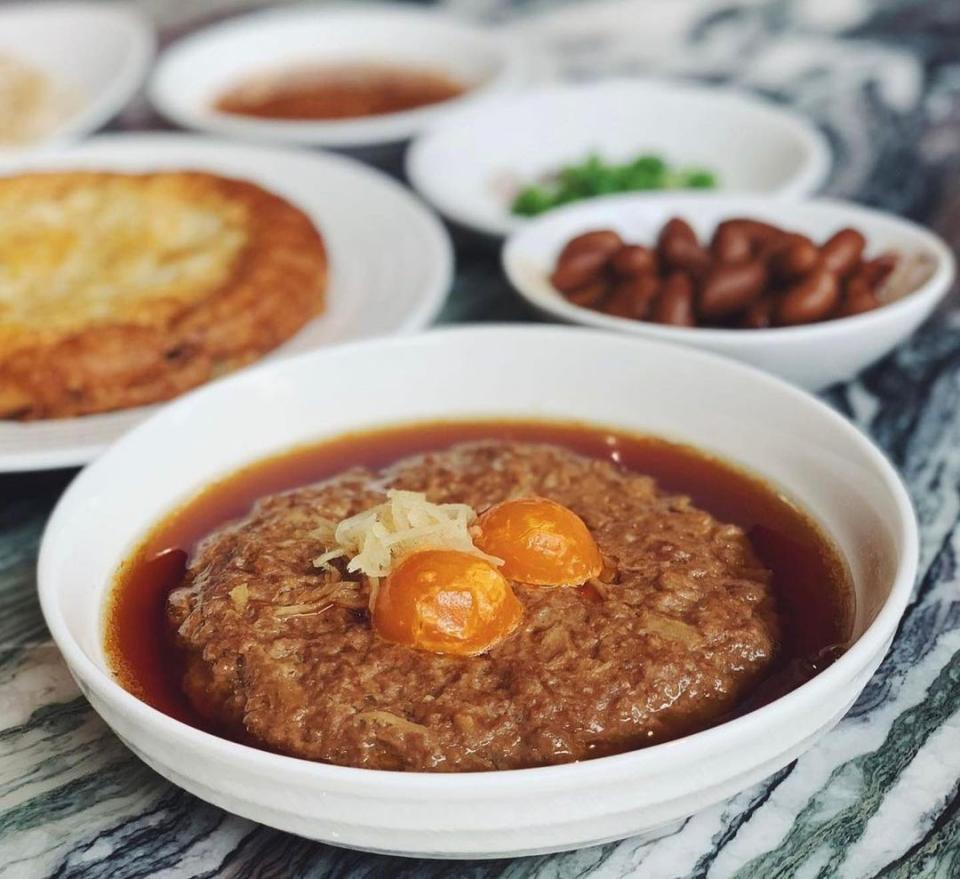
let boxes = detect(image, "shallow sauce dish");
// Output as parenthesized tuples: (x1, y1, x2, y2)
(503, 194, 955, 389)
(39, 327, 916, 857)
(407, 79, 831, 237)
(149, 3, 530, 148)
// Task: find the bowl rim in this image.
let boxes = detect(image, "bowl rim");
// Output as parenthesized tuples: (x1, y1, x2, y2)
(406, 77, 833, 238)
(0, 1, 156, 148)
(502, 192, 957, 343)
(38, 324, 918, 792)
(147, 1, 529, 148)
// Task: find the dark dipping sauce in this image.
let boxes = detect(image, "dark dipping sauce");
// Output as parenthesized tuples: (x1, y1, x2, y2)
(106, 420, 853, 761)
(214, 63, 466, 121)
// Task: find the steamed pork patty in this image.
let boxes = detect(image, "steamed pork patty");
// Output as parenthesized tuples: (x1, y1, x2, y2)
(168, 441, 780, 771)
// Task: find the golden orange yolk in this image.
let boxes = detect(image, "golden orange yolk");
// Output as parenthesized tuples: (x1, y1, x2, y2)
(474, 497, 603, 586)
(372, 549, 523, 656)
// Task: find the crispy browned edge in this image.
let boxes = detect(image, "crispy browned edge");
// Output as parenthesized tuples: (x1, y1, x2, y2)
(0, 171, 327, 420)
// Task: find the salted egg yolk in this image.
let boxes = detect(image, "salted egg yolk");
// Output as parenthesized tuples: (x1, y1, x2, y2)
(373, 549, 522, 656)
(475, 497, 602, 586)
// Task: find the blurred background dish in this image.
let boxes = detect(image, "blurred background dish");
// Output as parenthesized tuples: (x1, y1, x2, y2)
(0, 133, 452, 470)
(502, 193, 954, 389)
(407, 79, 831, 238)
(0, 168, 330, 421)
(149, 3, 533, 149)
(0, 2, 154, 151)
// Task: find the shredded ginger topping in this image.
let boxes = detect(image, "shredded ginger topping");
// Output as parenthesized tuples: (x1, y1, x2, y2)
(312, 489, 502, 578)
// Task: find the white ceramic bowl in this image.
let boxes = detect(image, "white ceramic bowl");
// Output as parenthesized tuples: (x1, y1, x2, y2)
(149, 3, 532, 149)
(39, 326, 916, 858)
(503, 194, 955, 390)
(0, 2, 154, 151)
(407, 79, 831, 237)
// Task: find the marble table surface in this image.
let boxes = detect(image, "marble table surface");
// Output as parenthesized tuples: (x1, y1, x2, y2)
(3, 0, 960, 876)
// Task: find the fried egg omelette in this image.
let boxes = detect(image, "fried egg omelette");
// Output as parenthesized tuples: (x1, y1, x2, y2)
(0, 171, 327, 419)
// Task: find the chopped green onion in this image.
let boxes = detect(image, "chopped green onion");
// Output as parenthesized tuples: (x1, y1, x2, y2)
(509, 153, 718, 217)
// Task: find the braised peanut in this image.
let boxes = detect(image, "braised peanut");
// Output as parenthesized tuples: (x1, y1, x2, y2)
(741, 296, 775, 329)
(713, 218, 784, 255)
(659, 217, 697, 248)
(566, 276, 610, 308)
(653, 273, 695, 326)
(699, 260, 767, 319)
(611, 244, 658, 277)
(844, 276, 874, 299)
(772, 234, 820, 280)
(603, 275, 659, 318)
(821, 229, 866, 278)
(835, 275, 881, 316)
(559, 229, 623, 261)
(604, 282, 656, 319)
(776, 266, 840, 325)
(711, 223, 753, 264)
(658, 218, 710, 274)
(550, 249, 611, 292)
(836, 287, 881, 317)
(855, 253, 898, 288)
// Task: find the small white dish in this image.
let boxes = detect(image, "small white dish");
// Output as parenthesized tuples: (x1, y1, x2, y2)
(0, 133, 452, 472)
(0, 2, 154, 151)
(502, 193, 954, 390)
(40, 325, 916, 858)
(149, 3, 532, 149)
(407, 79, 831, 238)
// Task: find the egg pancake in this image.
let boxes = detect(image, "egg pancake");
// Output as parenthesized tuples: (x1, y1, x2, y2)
(0, 171, 327, 419)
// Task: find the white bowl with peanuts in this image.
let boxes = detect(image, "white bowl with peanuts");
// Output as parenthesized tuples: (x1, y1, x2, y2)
(502, 194, 955, 390)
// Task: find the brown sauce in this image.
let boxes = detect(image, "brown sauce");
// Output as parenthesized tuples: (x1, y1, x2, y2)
(214, 63, 466, 121)
(105, 420, 854, 742)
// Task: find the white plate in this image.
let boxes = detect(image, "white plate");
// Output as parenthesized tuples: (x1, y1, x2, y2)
(502, 193, 954, 390)
(407, 78, 831, 237)
(149, 3, 533, 149)
(0, 134, 453, 471)
(0, 2, 154, 151)
(39, 325, 916, 857)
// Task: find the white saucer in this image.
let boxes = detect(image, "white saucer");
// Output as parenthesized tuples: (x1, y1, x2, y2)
(149, 3, 532, 149)
(0, 134, 453, 471)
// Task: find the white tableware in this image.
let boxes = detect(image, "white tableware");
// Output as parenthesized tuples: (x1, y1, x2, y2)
(149, 3, 532, 149)
(407, 79, 831, 237)
(502, 193, 954, 389)
(0, 134, 452, 471)
(39, 325, 916, 858)
(0, 2, 154, 151)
